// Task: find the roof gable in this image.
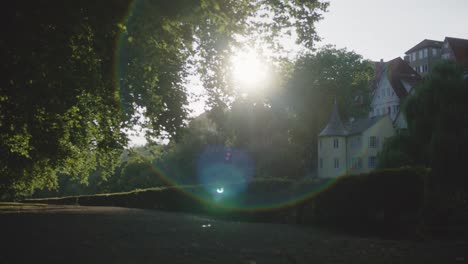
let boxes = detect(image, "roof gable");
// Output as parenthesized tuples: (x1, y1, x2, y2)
(373, 57, 421, 99)
(405, 39, 443, 54)
(445, 37, 468, 69)
(319, 102, 347, 137)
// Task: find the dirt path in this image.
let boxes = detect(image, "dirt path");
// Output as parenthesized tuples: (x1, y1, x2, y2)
(0, 205, 467, 264)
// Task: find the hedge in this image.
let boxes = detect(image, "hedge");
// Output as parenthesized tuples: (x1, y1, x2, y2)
(24, 168, 431, 237)
(302, 167, 429, 237)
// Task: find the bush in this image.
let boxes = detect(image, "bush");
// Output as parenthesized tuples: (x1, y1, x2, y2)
(306, 167, 429, 236)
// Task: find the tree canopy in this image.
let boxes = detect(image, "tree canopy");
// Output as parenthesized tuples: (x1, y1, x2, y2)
(282, 47, 374, 173)
(1, 0, 328, 198)
(379, 60, 468, 189)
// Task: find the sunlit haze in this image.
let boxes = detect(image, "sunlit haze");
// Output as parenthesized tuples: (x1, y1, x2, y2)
(131, 0, 468, 146)
(231, 49, 270, 92)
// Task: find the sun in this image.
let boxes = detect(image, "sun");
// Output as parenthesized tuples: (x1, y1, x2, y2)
(231, 49, 269, 91)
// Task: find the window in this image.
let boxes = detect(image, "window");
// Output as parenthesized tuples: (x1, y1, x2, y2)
(432, 48, 437, 56)
(334, 158, 339, 169)
(419, 50, 423, 59)
(420, 65, 424, 73)
(423, 64, 428, 73)
(368, 156, 377, 168)
(333, 138, 339, 148)
(393, 105, 397, 114)
(412, 52, 416, 61)
(319, 158, 323, 169)
(351, 157, 362, 169)
(381, 89, 385, 97)
(424, 48, 428, 58)
(369, 136, 378, 148)
(387, 106, 391, 114)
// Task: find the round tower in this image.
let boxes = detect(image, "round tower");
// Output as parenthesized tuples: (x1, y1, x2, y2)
(318, 100, 347, 178)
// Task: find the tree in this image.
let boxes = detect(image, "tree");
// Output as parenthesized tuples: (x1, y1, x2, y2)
(159, 114, 225, 185)
(403, 61, 468, 189)
(0, 0, 329, 198)
(377, 130, 419, 169)
(282, 46, 374, 174)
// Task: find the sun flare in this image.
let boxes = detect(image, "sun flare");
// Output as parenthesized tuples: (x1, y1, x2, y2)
(231, 49, 269, 91)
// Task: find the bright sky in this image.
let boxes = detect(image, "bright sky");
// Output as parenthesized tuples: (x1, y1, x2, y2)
(315, 0, 468, 61)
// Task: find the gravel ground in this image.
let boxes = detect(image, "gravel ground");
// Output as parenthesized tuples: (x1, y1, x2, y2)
(0, 205, 467, 264)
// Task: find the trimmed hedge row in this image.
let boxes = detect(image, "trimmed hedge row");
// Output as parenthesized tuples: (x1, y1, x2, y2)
(24, 168, 430, 236)
(301, 167, 428, 237)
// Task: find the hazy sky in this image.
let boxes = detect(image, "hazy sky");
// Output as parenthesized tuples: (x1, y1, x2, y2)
(315, 0, 468, 61)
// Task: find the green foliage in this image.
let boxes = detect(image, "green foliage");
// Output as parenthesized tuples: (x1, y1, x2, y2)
(405, 61, 468, 185)
(377, 130, 418, 169)
(381, 60, 468, 190)
(159, 114, 225, 184)
(308, 167, 429, 236)
(283, 46, 374, 173)
(197, 0, 329, 110)
(25, 167, 430, 236)
(104, 147, 167, 193)
(1, 0, 329, 198)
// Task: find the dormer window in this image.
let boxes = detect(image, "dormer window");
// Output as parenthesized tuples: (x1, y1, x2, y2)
(333, 138, 339, 148)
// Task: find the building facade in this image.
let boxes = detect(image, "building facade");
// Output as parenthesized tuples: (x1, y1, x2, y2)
(404, 39, 443, 76)
(405, 37, 468, 76)
(317, 102, 395, 178)
(369, 57, 421, 126)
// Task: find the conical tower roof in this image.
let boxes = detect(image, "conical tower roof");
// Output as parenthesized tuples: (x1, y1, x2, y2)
(319, 100, 347, 137)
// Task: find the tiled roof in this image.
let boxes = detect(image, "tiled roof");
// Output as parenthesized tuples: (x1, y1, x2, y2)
(445, 37, 468, 69)
(319, 101, 347, 137)
(385, 57, 421, 98)
(345, 116, 386, 136)
(405, 39, 443, 54)
(371, 58, 421, 99)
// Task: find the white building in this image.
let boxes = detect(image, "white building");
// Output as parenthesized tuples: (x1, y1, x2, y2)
(318, 101, 395, 178)
(369, 57, 421, 129)
(318, 58, 421, 178)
